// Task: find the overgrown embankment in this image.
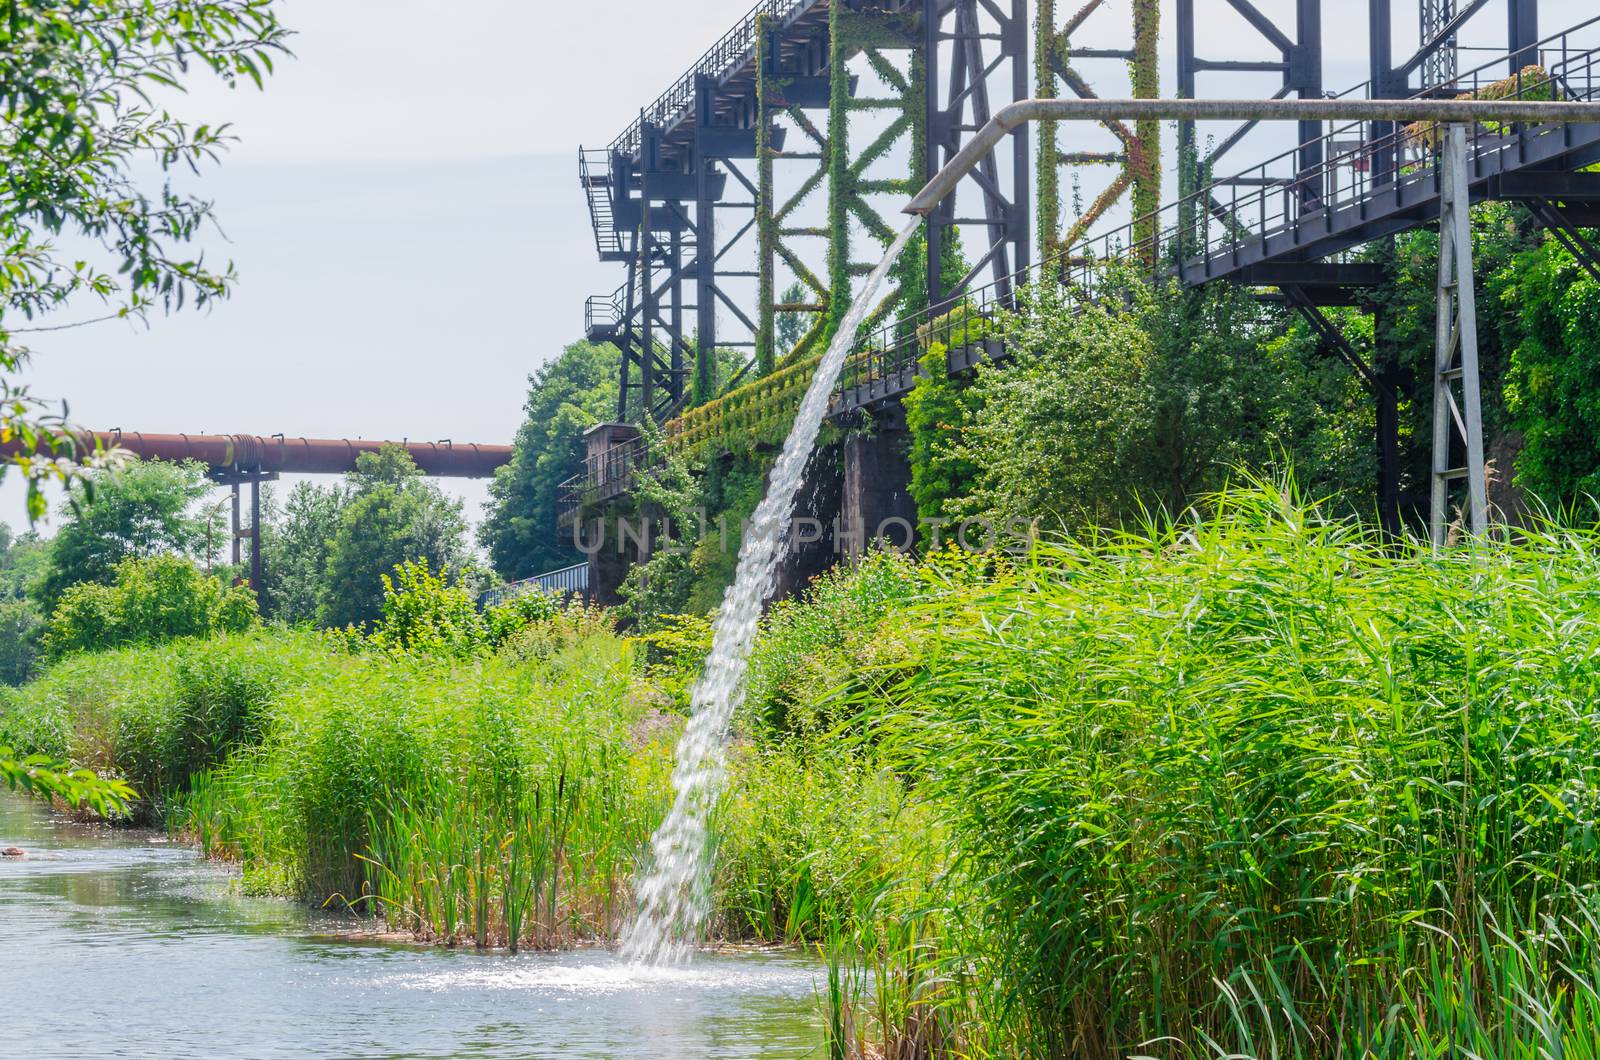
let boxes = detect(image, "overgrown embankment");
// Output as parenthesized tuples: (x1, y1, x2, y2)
(10, 486, 1600, 1058)
(827, 485, 1600, 1059)
(0, 585, 919, 952)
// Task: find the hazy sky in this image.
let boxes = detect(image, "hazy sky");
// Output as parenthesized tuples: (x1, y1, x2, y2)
(3, 0, 1587, 546)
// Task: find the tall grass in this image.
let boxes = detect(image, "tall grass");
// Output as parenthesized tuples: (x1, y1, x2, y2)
(0, 632, 332, 819)
(167, 625, 659, 916)
(846, 481, 1600, 1057)
(0, 609, 920, 957)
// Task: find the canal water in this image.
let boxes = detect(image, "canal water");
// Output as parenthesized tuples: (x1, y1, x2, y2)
(0, 794, 822, 1059)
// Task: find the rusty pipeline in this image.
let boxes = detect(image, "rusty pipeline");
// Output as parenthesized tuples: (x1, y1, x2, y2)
(1, 431, 513, 478)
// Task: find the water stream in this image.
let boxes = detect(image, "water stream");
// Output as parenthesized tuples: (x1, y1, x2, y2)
(0, 794, 820, 1058)
(622, 218, 923, 965)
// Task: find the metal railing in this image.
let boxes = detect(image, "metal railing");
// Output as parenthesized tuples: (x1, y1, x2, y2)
(1168, 33, 1598, 277)
(479, 563, 589, 609)
(585, 285, 626, 337)
(609, 0, 814, 159)
(840, 15, 1600, 405)
(556, 435, 651, 526)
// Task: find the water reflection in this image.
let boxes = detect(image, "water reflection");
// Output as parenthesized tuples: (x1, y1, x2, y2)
(0, 795, 822, 1059)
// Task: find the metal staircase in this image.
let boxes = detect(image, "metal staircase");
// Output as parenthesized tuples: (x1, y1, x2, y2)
(579, 149, 628, 262)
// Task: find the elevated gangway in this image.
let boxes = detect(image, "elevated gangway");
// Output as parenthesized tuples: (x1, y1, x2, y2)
(834, 19, 1600, 418)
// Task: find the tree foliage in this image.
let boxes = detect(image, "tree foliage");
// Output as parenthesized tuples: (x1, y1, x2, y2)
(33, 458, 211, 609)
(956, 280, 1153, 529)
(0, 524, 49, 682)
(0, 0, 286, 518)
(319, 446, 469, 630)
(954, 270, 1372, 530)
(1502, 240, 1600, 503)
(480, 340, 618, 581)
(776, 280, 810, 356)
(258, 480, 345, 625)
(0, 745, 134, 816)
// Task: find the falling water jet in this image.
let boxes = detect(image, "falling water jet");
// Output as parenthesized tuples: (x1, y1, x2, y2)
(620, 217, 923, 966)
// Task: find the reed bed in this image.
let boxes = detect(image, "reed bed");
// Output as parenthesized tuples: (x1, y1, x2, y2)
(833, 482, 1600, 1058)
(1, 609, 918, 955)
(17, 478, 1600, 1057)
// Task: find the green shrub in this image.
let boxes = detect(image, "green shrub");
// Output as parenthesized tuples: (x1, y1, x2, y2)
(42, 555, 258, 658)
(369, 559, 483, 658)
(745, 549, 921, 736)
(371, 559, 562, 659)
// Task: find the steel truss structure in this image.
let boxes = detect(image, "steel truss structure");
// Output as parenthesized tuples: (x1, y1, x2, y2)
(581, 0, 1029, 423)
(1036, 0, 1159, 263)
(575, 0, 1600, 540)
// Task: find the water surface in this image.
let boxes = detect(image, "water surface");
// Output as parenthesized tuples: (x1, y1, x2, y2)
(0, 794, 822, 1059)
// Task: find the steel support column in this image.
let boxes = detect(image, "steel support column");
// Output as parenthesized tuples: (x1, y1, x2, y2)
(230, 482, 241, 568)
(1430, 124, 1487, 544)
(1375, 316, 1405, 537)
(212, 466, 279, 601)
(639, 122, 657, 420)
(1370, 0, 1398, 186)
(1294, 0, 1323, 211)
(1175, 0, 1324, 224)
(1509, 0, 1539, 73)
(694, 84, 718, 405)
(924, 0, 1029, 307)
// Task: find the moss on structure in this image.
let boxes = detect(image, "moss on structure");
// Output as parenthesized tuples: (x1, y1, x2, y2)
(1035, 0, 1163, 265)
(826, 0, 852, 343)
(1129, 0, 1161, 252)
(1035, 0, 1062, 273)
(755, 13, 779, 377)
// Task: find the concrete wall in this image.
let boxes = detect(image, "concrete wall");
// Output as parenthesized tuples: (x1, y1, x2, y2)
(838, 410, 917, 559)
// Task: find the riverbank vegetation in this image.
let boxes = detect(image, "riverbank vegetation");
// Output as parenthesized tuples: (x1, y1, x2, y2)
(8, 483, 1600, 1058)
(0, 24, 1597, 1040)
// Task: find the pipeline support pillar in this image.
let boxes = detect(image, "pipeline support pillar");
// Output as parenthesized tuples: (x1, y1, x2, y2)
(1430, 124, 1487, 545)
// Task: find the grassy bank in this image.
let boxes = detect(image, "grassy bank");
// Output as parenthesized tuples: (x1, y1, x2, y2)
(0, 606, 918, 952)
(9, 485, 1600, 1058)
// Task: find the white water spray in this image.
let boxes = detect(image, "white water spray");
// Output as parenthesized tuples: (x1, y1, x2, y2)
(621, 218, 923, 965)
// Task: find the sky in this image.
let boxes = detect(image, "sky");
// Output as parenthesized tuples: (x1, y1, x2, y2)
(3, 0, 1589, 548)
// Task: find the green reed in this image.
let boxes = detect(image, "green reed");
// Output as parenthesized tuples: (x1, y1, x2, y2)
(836, 481, 1600, 1058)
